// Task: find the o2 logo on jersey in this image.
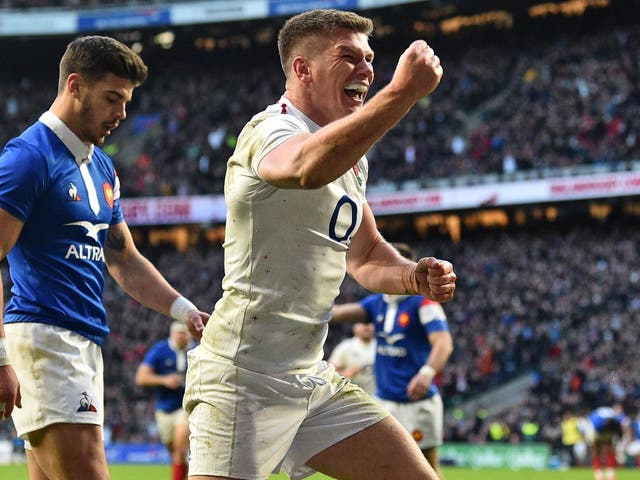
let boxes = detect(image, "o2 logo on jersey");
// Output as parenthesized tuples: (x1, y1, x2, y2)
(329, 195, 357, 243)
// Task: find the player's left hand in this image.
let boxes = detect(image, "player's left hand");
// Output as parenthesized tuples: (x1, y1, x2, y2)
(186, 310, 210, 342)
(407, 371, 432, 401)
(414, 257, 456, 303)
(0, 364, 22, 420)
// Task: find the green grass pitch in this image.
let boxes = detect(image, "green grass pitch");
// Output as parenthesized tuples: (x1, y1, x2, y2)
(0, 464, 638, 479)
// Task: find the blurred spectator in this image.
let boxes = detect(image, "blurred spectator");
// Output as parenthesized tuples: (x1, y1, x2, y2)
(561, 410, 587, 466)
(487, 418, 510, 443)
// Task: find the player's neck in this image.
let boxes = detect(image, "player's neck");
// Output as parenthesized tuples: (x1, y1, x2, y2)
(49, 97, 90, 147)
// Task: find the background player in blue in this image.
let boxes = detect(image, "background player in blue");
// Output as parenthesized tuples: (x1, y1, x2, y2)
(0, 36, 209, 480)
(581, 404, 628, 480)
(624, 409, 640, 467)
(332, 243, 453, 480)
(136, 322, 195, 480)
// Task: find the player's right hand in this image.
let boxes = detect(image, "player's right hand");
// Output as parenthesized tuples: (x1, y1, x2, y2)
(186, 310, 209, 342)
(164, 373, 185, 390)
(390, 40, 443, 102)
(414, 257, 456, 303)
(0, 364, 21, 420)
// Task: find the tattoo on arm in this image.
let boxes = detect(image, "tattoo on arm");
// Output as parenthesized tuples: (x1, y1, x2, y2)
(106, 229, 126, 251)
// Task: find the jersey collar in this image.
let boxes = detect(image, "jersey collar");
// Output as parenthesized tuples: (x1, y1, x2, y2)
(39, 111, 94, 166)
(383, 294, 410, 304)
(279, 95, 321, 133)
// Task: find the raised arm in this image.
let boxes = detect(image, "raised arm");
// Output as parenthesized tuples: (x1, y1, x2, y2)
(259, 41, 443, 189)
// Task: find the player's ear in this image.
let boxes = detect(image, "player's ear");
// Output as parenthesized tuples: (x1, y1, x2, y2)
(292, 56, 311, 82)
(67, 73, 82, 98)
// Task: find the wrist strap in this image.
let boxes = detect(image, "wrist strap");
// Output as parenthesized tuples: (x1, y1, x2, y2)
(169, 296, 197, 323)
(401, 264, 419, 295)
(419, 364, 436, 383)
(0, 337, 10, 366)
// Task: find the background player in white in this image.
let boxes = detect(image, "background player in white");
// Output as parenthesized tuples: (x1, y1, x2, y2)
(328, 322, 376, 396)
(624, 408, 640, 467)
(0, 36, 209, 480)
(332, 243, 454, 480)
(136, 321, 194, 480)
(183, 9, 456, 480)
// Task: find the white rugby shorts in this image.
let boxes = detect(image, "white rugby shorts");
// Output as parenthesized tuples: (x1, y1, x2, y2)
(375, 394, 443, 450)
(627, 439, 640, 457)
(184, 346, 389, 480)
(5, 323, 104, 444)
(155, 408, 188, 445)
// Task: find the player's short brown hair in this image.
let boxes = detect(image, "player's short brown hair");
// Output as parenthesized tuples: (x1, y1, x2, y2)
(58, 35, 148, 93)
(277, 9, 373, 77)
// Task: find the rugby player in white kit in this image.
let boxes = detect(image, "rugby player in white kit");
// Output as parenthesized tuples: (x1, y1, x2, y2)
(183, 9, 456, 480)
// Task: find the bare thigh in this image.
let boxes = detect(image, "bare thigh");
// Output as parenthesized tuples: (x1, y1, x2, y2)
(423, 447, 445, 480)
(172, 421, 190, 464)
(26, 423, 109, 480)
(306, 415, 439, 480)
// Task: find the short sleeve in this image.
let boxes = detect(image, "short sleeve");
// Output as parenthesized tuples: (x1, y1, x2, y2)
(0, 139, 48, 221)
(250, 114, 310, 177)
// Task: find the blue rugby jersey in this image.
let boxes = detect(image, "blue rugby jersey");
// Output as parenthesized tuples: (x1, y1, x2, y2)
(589, 406, 628, 432)
(632, 418, 640, 440)
(360, 294, 449, 402)
(0, 114, 124, 345)
(141, 339, 193, 413)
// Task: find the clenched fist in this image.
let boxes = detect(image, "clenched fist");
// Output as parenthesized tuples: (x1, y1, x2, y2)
(402, 257, 456, 303)
(390, 40, 443, 103)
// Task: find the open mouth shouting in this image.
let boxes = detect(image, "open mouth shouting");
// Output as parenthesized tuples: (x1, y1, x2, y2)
(344, 83, 368, 103)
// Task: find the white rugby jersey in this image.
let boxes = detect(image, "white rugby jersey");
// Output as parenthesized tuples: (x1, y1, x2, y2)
(201, 96, 368, 374)
(329, 336, 377, 396)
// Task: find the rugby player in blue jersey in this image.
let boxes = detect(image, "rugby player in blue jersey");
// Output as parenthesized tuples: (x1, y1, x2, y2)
(332, 243, 453, 480)
(581, 404, 628, 480)
(0, 36, 209, 480)
(136, 322, 195, 480)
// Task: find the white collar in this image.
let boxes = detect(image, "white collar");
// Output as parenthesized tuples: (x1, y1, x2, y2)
(383, 294, 410, 304)
(279, 95, 321, 133)
(168, 337, 186, 353)
(39, 111, 94, 166)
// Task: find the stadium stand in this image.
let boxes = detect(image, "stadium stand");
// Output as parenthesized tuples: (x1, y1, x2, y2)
(1, 1, 639, 197)
(78, 15, 640, 197)
(95, 210, 640, 453)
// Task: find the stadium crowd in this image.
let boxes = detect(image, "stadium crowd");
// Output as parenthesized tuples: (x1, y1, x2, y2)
(1, 7, 639, 197)
(0, 0, 168, 9)
(337, 215, 640, 450)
